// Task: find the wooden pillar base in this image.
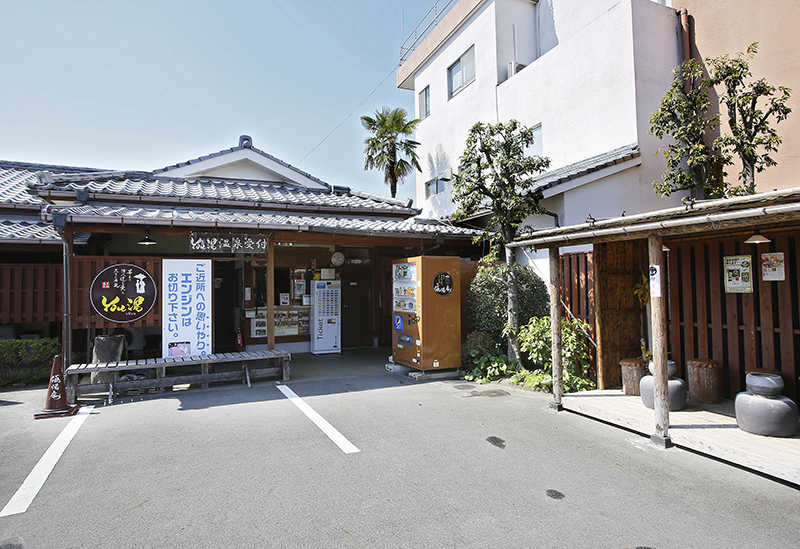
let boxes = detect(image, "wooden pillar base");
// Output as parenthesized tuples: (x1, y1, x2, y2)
(549, 402, 564, 411)
(650, 433, 674, 449)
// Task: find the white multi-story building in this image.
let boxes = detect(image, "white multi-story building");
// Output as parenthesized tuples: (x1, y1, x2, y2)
(398, 0, 684, 274)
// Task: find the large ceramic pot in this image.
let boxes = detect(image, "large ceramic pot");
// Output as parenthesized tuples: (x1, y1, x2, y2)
(648, 360, 677, 378)
(640, 375, 687, 411)
(745, 372, 784, 397)
(735, 372, 798, 437)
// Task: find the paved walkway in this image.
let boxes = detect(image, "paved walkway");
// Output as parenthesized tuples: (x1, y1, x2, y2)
(562, 389, 800, 486)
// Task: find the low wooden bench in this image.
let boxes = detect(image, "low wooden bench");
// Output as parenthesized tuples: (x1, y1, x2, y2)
(66, 350, 290, 404)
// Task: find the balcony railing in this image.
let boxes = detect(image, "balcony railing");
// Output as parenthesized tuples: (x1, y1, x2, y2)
(400, 0, 458, 65)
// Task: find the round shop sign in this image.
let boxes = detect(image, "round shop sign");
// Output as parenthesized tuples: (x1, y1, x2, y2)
(89, 263, 157, 323)
(432, 272, 454, 297)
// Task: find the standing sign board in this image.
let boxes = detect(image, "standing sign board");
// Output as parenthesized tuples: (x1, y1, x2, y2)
(162, 259, 212, 357)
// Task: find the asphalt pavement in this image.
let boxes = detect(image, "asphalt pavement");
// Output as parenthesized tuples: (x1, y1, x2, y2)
(1, 369, 799, 548)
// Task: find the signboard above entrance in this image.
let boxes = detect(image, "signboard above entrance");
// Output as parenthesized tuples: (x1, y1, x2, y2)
(89, 263, 157, 323)
(189, 232, 269, 254)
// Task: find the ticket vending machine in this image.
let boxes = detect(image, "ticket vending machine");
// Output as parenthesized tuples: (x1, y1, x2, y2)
(392, 256, 461, 371)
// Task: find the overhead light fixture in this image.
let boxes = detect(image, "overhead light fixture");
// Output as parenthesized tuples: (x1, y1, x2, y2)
(744, 232, 771, 245)
(138, 229, 157, 246)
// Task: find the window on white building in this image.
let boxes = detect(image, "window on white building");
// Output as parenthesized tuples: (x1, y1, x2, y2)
(419, 86, 430, 119)
(448, 46, 475, 99)
(425, 177, 447, 199)
(525, 124, 543, 158)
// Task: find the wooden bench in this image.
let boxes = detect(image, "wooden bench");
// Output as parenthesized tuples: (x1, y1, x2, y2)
(66, 350, 290, 404)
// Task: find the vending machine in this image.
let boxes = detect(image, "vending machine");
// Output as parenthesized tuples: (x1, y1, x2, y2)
(392, 256, 461, 371)
(310, 280, 341, 355)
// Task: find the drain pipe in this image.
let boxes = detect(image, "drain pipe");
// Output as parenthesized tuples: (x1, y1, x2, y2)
(52, 210, 72, 373)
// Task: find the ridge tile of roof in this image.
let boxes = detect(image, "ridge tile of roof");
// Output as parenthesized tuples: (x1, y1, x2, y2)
(150, 137, 332, 189)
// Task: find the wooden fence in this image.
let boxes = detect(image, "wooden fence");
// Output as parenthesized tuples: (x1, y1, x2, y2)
(666, 232, 800, 403)
(559, 250, 597, 375)
(0, 264, 62, 324)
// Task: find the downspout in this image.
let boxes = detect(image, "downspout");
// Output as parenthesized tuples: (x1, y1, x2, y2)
(679, 8, 691, 66)
(52, 210, 71, 373)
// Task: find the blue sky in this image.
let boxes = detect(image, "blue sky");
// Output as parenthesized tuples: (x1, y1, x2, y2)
(0, 0, 437, 203)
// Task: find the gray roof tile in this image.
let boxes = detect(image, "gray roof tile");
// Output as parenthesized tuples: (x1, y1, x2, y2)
(54, 204, 478, 238)
(32, 174, 418, 213)
(532, 143, 640, 191)
(0, 161, 107, 206)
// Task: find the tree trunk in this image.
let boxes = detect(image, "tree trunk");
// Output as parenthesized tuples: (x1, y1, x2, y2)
(504, 242, 521, 365)
(742, 157, 756, 194)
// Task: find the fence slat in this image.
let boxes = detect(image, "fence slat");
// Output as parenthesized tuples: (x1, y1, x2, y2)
(723, 239, 742, 395)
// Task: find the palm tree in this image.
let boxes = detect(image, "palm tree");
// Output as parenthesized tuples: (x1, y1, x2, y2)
(361, 107, 421, 198)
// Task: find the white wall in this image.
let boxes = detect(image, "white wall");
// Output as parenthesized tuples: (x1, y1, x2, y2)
(411, 0, 683, 221)
(413, 1, 498, 217)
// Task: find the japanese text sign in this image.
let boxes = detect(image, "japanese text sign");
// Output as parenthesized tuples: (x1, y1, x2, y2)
(162, 259, 212, 357)
(89, 263, 157, 323)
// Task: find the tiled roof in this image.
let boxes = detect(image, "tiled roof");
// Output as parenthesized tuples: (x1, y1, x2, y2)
(0, 216, 59, 242)
(532, 143, 640, 191)
(0, 214, 89, 245)
(151, 136, 332, 189)
(31, 174, 418, 214)
(50, 204, 479, 238)
(0, 160, 107, 206)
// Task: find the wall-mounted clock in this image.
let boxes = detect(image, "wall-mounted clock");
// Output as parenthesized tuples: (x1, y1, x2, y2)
(331, 251, 345, 266)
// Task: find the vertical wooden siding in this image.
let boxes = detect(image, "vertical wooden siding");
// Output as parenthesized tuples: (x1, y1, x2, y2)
(594, 240, 648, 389)
(0, 264, 62, 323)
(560, 251, 595, 327)
(71, 256, 162, 330)
(560, 251, 597, 375)
(667, 233, 800, 403)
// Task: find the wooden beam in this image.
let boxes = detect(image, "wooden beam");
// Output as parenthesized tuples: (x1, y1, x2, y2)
(550, 246, 563, 410)
(648, 234, 671, 447)
(267, 236, 275, 350)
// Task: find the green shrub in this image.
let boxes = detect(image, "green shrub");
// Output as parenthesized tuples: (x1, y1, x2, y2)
(464, 348, 517, 384)
(515, 316, 596, 393)
(0, 338, 61, 386)
(466, 258, 549, 343)
(461, 330, 499, 367)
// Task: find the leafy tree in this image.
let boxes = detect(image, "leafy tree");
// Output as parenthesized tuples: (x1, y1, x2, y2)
(709, 42, 792, 195)
(649, 58, 730, 199)
(650, 43, 791, 198)
(452, 120, 550, 364)
(466, 256, 549, 344)
(361, 107, 421, 198)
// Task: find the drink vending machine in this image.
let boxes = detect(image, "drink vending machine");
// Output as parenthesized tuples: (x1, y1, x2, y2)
(310, 280, 341, 355)
(392, 256, 461, 370)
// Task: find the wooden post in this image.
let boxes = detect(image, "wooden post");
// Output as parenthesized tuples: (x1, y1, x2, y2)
(648, 234, 672, 447)
(61, 227, 73, 371)
(267, 236, 275, 350)
(550, 246, 563, 411)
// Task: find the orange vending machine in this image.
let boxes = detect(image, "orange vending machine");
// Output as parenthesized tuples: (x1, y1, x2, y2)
(392, 256, 461, 371)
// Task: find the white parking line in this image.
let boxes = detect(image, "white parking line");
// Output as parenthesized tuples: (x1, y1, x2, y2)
(276, 385, 360, 454)
(0, 405, 95, 518)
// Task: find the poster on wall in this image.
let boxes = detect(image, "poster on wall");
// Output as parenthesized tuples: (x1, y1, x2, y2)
(761, 252, 785, 281)
(162, 259, 212, 357)
(724, 255, 752, 293)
